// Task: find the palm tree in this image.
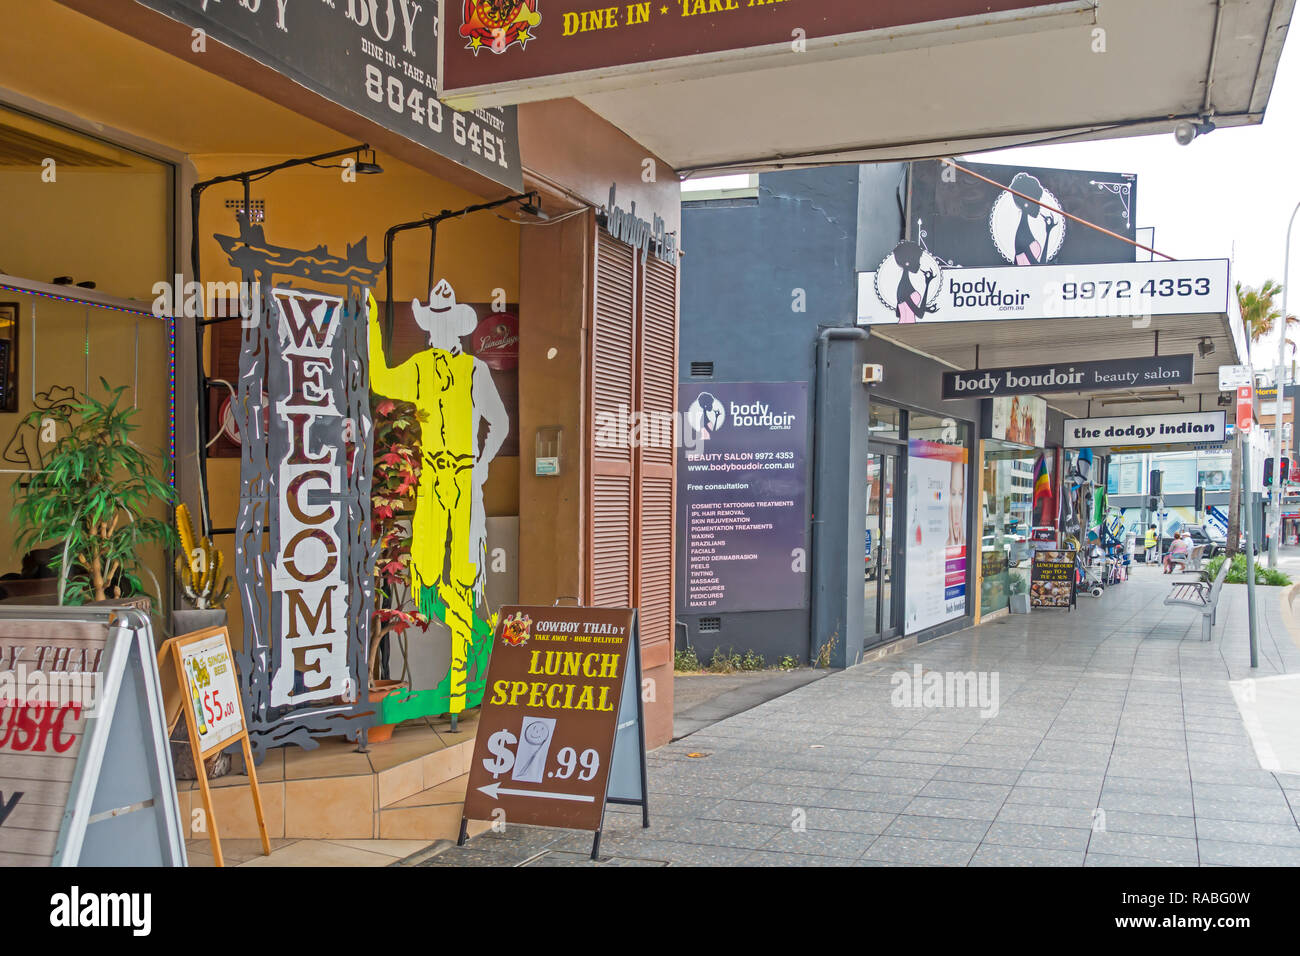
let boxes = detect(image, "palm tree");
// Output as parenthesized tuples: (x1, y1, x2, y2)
(1229, 281, 1297, 554)
(1236, 279, 1297, 344)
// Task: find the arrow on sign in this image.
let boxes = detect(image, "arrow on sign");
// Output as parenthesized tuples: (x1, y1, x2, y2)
(477, 782, 595, 803)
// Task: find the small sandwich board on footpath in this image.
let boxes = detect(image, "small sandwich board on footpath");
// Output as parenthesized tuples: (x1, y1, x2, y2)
(156, 625, 270, 867)
(460, 604, 649, 859)
(0, 605, 187, 866)
(1030, 549, 1078, 610)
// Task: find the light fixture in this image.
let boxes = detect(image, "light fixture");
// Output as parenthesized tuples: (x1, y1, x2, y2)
(1198, 337, 1216, 358)
(354, 148, 384, 175)
(1174, 116, 1216, 146)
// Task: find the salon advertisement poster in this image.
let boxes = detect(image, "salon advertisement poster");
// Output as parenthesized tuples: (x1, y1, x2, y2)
(905, 439, 969, 635)
(678, 382, 809, 613)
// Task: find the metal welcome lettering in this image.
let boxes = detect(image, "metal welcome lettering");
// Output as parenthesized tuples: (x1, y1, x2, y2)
(270, 290, 352, 708)
(219, 221, 383, 753)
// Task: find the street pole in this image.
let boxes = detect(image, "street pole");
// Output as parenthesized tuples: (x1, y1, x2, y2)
(1269, 200, 1300, 568)
(1243, 439, 1260, 668)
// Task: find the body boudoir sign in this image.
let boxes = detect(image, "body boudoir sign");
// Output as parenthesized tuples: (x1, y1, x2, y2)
(944, 355, 1195, 399)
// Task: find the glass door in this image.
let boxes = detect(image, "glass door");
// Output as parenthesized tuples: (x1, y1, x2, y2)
(865, 452, 899, 646)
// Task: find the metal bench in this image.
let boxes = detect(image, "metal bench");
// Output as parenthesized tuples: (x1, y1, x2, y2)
(1163, 557, 1231, 640)
(1166, 544, 1205, 574)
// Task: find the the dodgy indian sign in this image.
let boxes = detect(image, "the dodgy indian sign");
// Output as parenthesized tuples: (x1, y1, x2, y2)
(462, 606, 644, 832)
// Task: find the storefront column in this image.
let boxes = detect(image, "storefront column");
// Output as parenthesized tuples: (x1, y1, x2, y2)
(810, 328, 869, 668)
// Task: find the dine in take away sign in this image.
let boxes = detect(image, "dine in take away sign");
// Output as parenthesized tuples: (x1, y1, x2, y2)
(462, 606, 644, 833)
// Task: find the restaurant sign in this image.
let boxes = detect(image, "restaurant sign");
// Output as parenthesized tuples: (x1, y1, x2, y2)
(944, 354, 1195, 399)
(438, 0, 1091, 108)
(461, 605, 647, 840)
(131, 0, 522, 189)
(1063, 411, 1227, 450)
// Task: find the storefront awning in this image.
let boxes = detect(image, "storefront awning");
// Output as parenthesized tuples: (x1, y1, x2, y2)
(860, 258, 1245, 422)
(461, 0, 1290, 176)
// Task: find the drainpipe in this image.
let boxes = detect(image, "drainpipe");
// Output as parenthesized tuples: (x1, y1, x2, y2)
(809, 326, 868, 665)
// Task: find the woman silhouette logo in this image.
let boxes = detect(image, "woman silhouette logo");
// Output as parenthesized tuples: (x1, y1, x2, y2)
(873, 241, 943, 323)
(990, 172, 1065, 266)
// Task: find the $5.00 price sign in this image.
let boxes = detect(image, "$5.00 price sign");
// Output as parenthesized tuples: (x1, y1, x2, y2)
(463, 606, 639, 832)
(180, 633, 243, 753)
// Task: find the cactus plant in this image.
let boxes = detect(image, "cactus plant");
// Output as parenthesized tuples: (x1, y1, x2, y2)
(175, 503, 232, 610)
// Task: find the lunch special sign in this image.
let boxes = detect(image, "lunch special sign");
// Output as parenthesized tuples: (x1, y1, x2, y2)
(438, 0, 1075, 107)
(1063, 411, 1227, 450)
(462, 606, 645, 833)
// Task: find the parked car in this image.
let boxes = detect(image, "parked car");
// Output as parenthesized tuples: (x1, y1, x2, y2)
(1158, 524, 1220, 558)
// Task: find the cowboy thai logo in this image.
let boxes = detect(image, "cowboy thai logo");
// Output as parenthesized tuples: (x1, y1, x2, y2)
(461, 0, 541, 54)
(501, 612, 533, 647)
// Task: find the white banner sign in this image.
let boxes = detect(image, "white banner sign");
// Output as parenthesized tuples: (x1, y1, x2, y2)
(1218, 364, 1252, 391)
(1063, 411, 1227, 449)
(858, 255, 1230, 325)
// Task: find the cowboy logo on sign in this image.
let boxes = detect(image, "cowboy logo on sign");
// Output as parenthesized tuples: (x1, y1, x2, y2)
(461, 0, 542, 54)
(501, 611, 533, 647)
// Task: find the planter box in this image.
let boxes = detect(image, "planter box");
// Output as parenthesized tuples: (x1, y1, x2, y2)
(1009, 593, 1031, 614)
(171, 608, 228, 637)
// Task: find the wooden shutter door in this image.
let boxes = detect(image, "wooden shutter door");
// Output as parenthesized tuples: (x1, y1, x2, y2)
(634, 254, 677, 670)
(587, 229, 636, 607)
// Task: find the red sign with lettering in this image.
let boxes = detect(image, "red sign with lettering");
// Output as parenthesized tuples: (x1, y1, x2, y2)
(1237, 385, 1253, 432)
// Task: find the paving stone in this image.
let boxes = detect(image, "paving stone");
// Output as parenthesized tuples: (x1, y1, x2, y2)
(758, 828, 879, 858)
(983, 821, 1092, 851)
(884, 815, 993, 843)
(996, 803, 1094, 829)
(1193, 818, 1300, 847)
(1196, 839, 1300, 867)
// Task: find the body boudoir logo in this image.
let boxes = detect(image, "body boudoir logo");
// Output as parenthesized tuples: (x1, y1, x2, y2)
(990, 172, 1064, 266)
(874, 240, 943, 323)
(461, 0, 541, 53)
(686, 392, 726, 438)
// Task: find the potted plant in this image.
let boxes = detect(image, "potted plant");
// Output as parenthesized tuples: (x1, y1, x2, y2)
(1008, 571, 1031, 614)
(172, 503, 232, 635)
(12, 379, 177, 609)
(366, 397, 426, 742)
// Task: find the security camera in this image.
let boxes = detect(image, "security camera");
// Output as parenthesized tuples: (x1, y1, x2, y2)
(1174, 121, 1197, 146)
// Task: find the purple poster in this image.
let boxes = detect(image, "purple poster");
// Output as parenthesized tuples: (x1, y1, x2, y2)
(679, 382, 808, 613)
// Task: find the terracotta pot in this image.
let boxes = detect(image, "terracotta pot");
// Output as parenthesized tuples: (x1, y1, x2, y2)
(367, 680, 407, 743)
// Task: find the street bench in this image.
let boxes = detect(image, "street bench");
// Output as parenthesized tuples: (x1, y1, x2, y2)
(1166, 544, 1205, 574)
(1163, 557, 1231, 640)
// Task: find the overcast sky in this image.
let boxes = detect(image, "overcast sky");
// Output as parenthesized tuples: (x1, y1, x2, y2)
(968, 28, 1300, 367)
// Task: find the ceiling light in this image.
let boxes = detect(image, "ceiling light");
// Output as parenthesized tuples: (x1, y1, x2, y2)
(1174, 116, 1216, 146)
(354, 149, 384, 175)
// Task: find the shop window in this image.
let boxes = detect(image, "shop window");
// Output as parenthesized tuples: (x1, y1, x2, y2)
(909, 412, 968, 447)
(1197, 454, 1231, 492)
(868, 402, 901, 441)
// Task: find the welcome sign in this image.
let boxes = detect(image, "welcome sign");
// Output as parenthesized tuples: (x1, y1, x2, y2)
(1064, 411, 1227, 449)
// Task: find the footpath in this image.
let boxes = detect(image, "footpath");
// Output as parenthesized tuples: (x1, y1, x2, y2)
(408, 561, 1300, 867)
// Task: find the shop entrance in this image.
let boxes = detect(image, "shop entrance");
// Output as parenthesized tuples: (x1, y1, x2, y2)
(865, 403, 905, 646)
(865, 452, 901, 645)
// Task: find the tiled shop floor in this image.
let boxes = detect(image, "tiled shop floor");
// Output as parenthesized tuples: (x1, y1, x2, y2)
(412, 564, 1300, 867)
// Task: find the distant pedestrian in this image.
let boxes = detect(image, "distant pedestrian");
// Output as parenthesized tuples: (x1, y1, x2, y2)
(1144, 524, 1157, 563)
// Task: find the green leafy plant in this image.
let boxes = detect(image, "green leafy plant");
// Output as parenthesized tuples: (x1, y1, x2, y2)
(1204, 553, 1291, 586)
(674, 646, 701, 672)
(778, 655, 800, 671)
(1009, 572, 1029, 596)
(369, 396, 428, 683)
(12, 380, 176, 605)
(740, 649, 766, 671)
(708, 648, 743, 673)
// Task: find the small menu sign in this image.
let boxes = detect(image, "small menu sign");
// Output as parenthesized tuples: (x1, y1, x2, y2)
(462, 606, 645, 835)
(1030, 550, 1076, 609)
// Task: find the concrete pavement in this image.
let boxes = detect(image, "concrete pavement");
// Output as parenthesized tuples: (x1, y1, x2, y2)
(411, 563, 1300, 867)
